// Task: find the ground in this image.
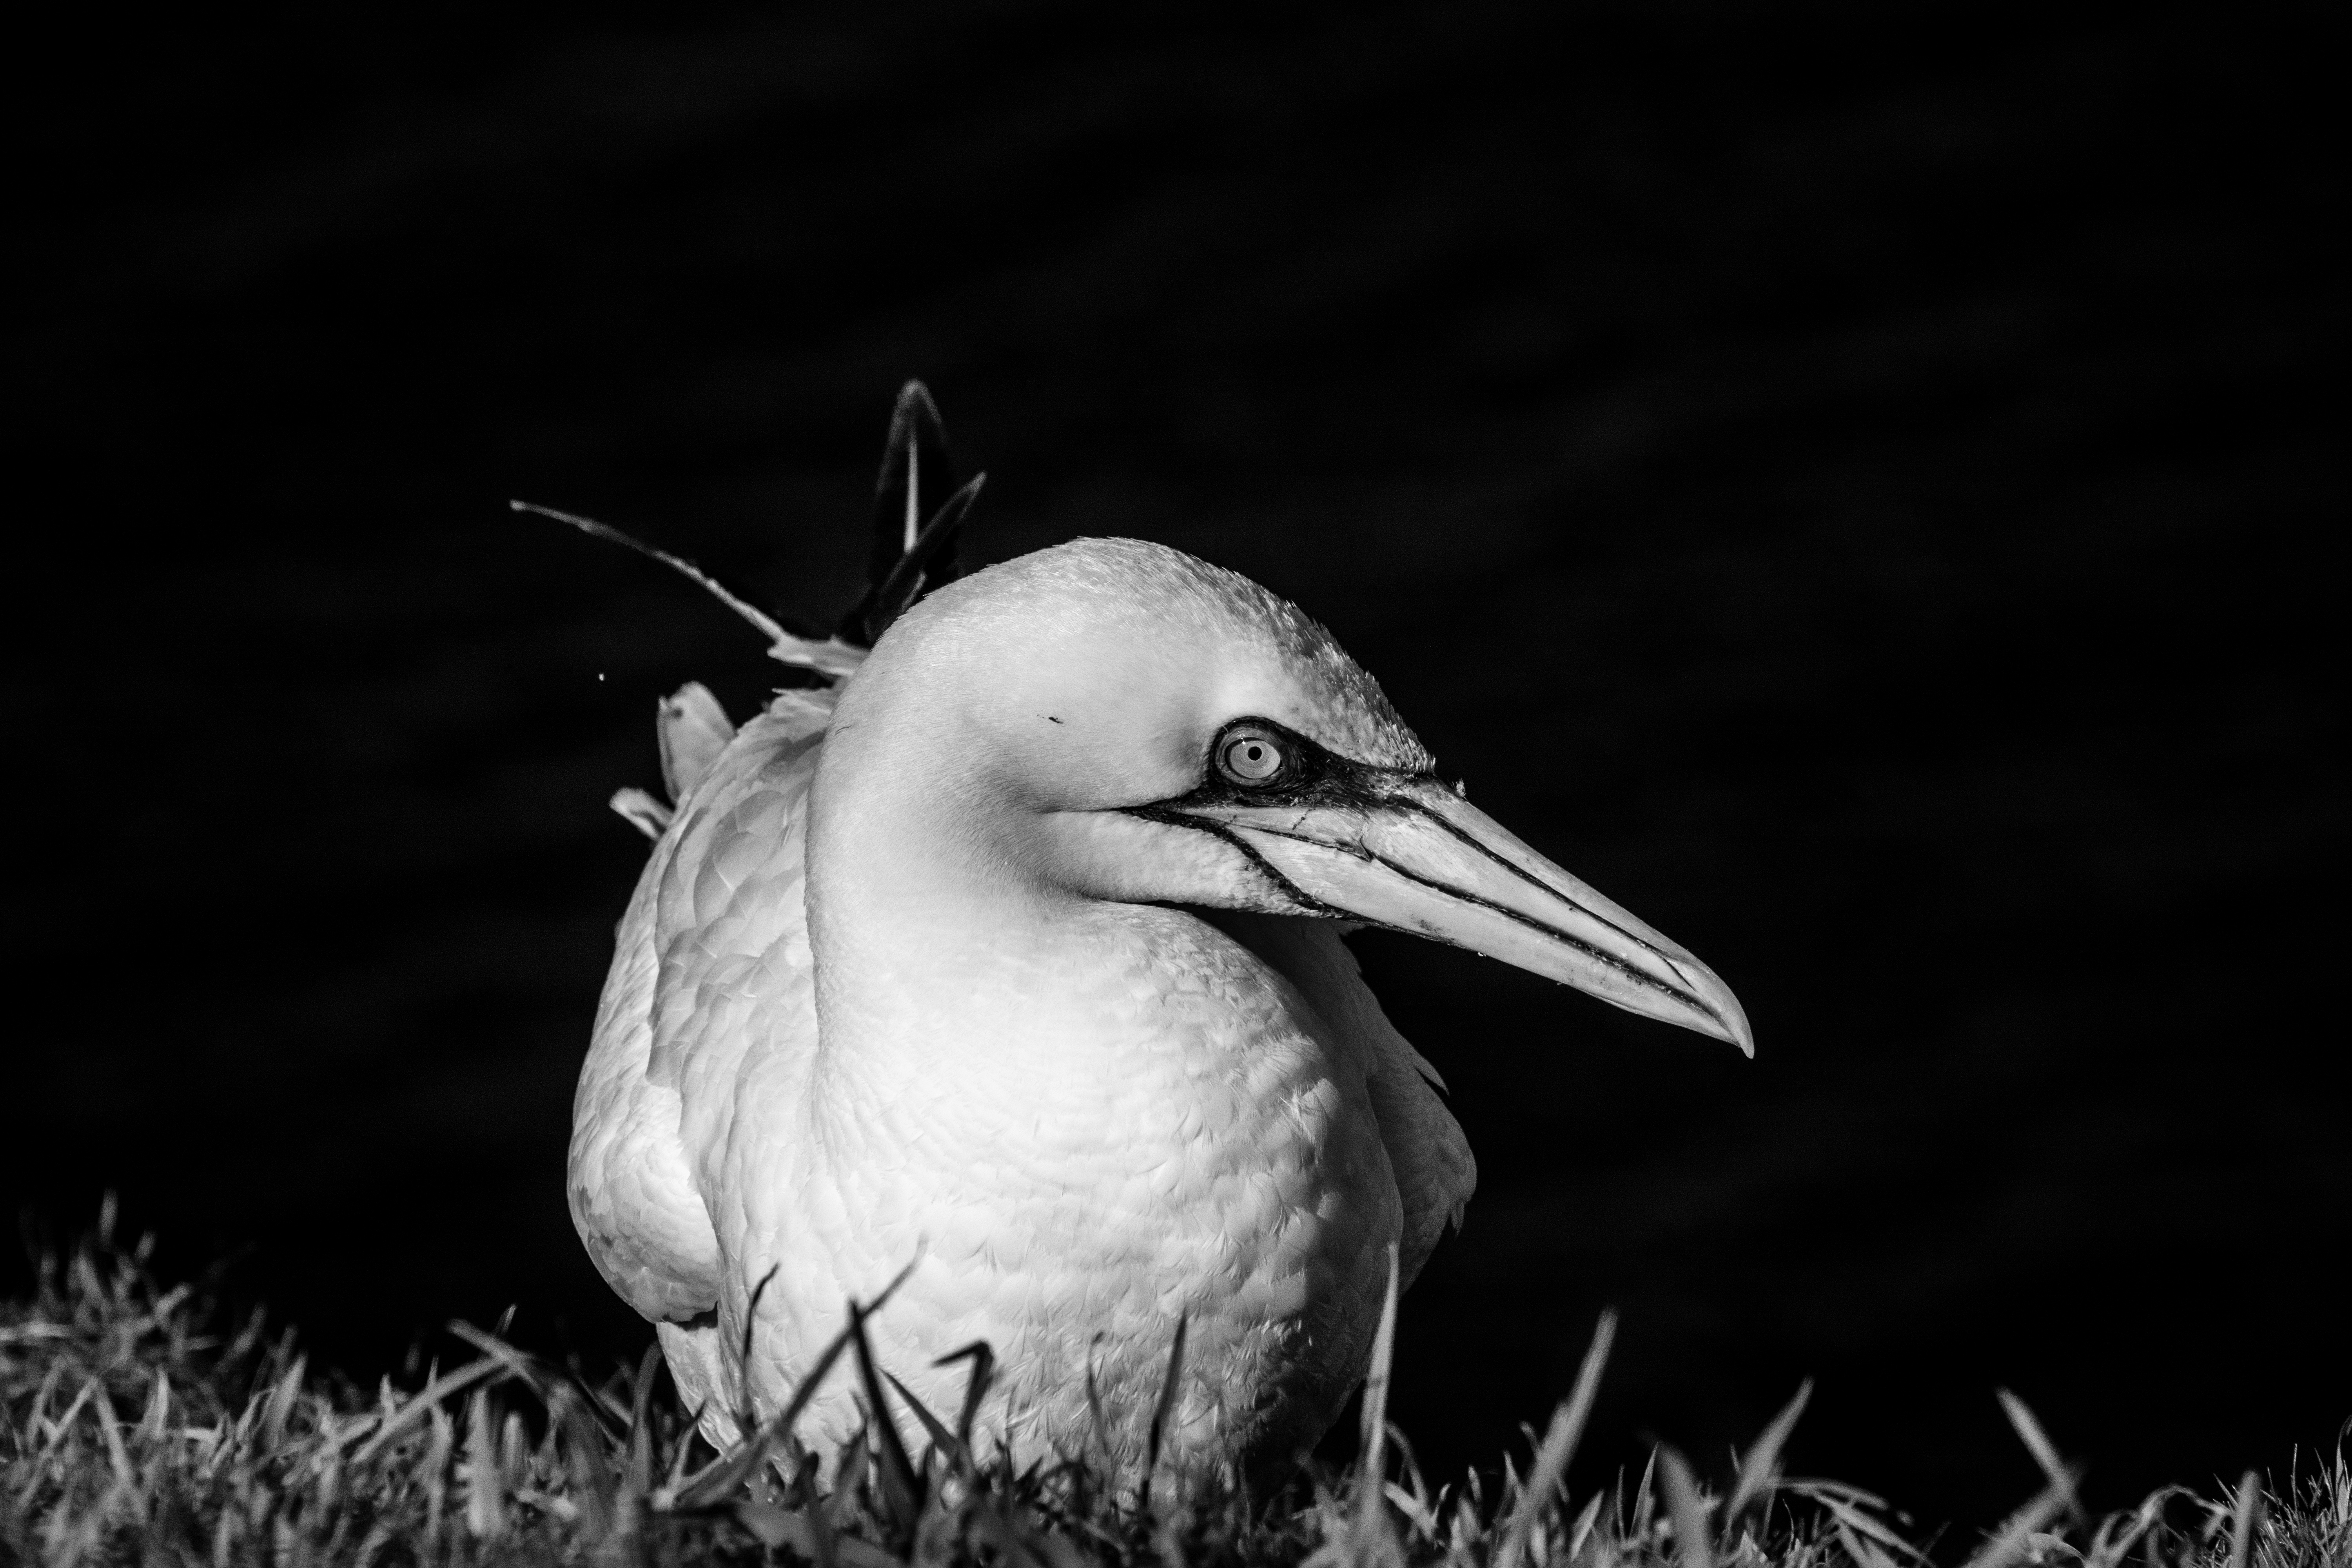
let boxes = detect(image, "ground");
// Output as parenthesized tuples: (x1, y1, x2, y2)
(5, 1223, 2343, 1567)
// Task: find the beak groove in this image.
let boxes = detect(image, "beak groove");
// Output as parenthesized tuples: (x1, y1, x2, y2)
(1151, 777, 1753, 1056)
(1387, 796, 1726, 1019)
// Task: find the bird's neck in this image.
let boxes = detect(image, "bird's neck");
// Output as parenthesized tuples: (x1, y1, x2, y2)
(803, 740, 1121, 1094)
(799, 771, 1338, 1187)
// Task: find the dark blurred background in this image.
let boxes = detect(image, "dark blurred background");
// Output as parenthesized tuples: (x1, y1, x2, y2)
(9, 0, 2342, 1535)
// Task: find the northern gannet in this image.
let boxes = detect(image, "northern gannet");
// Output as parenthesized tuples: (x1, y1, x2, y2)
(556, 386, 1750, 1487)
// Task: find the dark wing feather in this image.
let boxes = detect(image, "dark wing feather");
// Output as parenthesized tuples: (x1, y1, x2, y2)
(839, 380, 984, 645)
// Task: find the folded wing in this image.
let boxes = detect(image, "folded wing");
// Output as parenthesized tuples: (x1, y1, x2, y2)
(566, 689, 838, 1327)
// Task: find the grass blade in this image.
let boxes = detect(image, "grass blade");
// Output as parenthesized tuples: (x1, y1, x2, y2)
(1143, 1310, 1190, 1509)
(626, 1341, 662, 1499)
(1497, 1308, 1617, 1568)
(1996, 1389, 2078, 1515)
(462, 1385, 505, 1540)
(1727, 1379, 1813, 1521)
(1354, 1248, 1401, 1546)
(886, 1370, 963, 1465)
(738, 1264, 783, 1442)
(1960, 1483, 2072, 1568)
(2228, 1469, 2262, 1568)
(557, 1386, 616, 1545)
(444, 1322, 550, 1401)
(1659, 1445, 1714, 1568)
(671, 1260, 915, 1512)
(350, 1354, 511, 1466)
(1084, 1338, 1114, 1465)
(935, 1340, 995, 1463)
(263, 1352, 307, 1448)
(848, 1298, 922, 1536)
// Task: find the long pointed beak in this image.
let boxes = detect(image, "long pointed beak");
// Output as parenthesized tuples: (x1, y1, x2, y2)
(1177, 779, 1753, 1055)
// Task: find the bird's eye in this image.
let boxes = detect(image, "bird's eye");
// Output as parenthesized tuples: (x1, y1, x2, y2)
(1216, 728, 1288, 786)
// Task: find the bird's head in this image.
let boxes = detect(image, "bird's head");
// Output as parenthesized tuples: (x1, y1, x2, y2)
(814, 537, 1749, 1054)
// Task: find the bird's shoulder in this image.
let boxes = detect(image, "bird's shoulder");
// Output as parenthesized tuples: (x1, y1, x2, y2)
(644, 690, 836, 1094)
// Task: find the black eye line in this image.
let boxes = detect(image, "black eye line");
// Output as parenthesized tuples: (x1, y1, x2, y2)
(1158, 717, 1436, 812)
(1118, 804, 1351, 918)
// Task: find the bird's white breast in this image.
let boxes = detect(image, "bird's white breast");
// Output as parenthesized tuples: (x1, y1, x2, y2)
(741, 903, 1401, 1472)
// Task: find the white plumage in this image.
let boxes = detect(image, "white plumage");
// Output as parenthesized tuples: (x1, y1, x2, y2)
(560, 408, 1748, 1488)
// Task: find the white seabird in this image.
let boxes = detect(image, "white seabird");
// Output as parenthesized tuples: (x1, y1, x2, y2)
(557, 387, 1750, 1488)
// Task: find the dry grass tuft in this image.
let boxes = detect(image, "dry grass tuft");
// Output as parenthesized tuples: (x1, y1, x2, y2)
(5, 1212, 2345, 1568)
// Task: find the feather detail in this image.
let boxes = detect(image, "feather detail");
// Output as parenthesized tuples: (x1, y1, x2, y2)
(657, 682, 736, 804)
(512, 500, 867, 679)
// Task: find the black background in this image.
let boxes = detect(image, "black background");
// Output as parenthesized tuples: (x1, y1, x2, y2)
(10, 0, 2343, 1536)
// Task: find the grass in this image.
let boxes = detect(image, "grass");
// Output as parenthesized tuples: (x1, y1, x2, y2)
(5, 1210, 2344, 1568)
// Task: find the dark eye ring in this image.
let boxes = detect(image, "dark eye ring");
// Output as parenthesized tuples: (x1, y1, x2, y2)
(1215, 727, 1289, 787)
